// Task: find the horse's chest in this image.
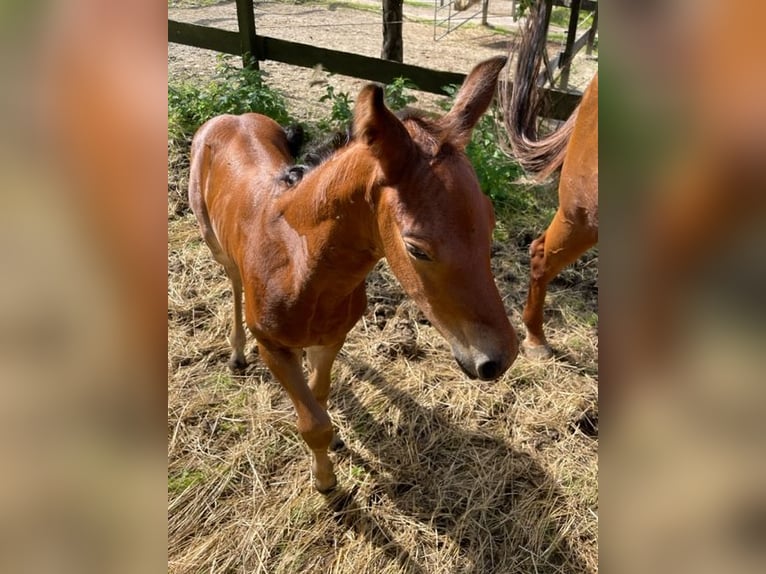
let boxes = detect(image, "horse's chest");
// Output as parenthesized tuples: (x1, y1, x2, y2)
(253, 282, 367, 348)
(242, 221, 375, 347)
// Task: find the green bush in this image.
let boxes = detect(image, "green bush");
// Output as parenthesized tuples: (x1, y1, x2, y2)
(167, 63, 540, 223)
(317, 75, 417, 132)
(318, 83, 353, 130)
(168, 55, 292, 141)
(384, 77, 418, 111)
(465, 113, 527, 208)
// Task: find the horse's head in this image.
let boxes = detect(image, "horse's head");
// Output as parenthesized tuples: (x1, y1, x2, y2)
(356, 56, 519, 380)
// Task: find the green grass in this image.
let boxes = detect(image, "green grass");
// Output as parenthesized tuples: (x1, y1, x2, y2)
(404, 0, 433, 7)
(210, 372, 240, 391)
(550, 6, 594, 29)
(168, 468, 206, 494)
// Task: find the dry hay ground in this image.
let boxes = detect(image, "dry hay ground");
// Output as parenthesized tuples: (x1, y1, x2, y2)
(168, 2, 598, 573)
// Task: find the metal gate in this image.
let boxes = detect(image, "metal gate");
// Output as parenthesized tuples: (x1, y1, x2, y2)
(433, 0, 487, 40)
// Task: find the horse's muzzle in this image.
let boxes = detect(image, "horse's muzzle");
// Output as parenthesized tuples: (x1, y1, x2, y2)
(477, 359, 504, 380)
(455, 353, 511, 381)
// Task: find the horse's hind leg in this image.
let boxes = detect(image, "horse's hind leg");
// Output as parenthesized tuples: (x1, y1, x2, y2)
(522, 208, 597, 359)
(197, 225, 247, 371)
(223, 263, 247, 371)
(188, 148, 247, 371)
(306, 341, 345, 451)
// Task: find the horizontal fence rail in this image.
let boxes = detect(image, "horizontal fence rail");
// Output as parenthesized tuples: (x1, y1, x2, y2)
(168, 18, 582, 120)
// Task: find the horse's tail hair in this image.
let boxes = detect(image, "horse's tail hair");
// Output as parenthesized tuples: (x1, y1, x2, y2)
(500, 0, 578, 181)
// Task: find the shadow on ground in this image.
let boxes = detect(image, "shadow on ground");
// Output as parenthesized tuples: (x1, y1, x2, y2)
(324, 358, 593, 574)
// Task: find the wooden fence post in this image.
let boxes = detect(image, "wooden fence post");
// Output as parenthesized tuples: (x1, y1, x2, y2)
(382, 0, 404, 62)
(586, 3, 598, 56)
(558, 0, 581, 89)
(235, 0, 258, 68)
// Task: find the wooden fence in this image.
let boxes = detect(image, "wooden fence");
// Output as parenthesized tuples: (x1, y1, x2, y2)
(437, 0, 598, 89)
(167, 0, 584, 120)
(544, 0, 598, 89)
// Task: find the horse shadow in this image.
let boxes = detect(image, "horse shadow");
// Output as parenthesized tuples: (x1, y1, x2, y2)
(323, 358, 594, 574)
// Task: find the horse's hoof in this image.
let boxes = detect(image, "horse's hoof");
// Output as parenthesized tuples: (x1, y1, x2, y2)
(521, 340, 554, 361)
(315, 474, 338, 494)
(329, 434, 346, 452)
(227, 355, 247, 372)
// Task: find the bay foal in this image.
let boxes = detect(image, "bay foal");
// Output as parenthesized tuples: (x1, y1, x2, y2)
(188, 56, 518, 492)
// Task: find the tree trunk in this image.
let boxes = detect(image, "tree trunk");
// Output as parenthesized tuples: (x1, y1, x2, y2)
(382, 0, 403, 62)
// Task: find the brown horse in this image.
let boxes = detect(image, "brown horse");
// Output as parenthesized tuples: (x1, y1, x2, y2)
(188, 56, 518, 492)
(501, 0, 598, 359)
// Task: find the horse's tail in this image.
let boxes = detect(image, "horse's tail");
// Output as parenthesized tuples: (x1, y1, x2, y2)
(501, 0, 578, 181)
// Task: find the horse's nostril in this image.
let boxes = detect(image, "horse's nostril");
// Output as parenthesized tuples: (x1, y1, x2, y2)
(477, 360, 501, 380)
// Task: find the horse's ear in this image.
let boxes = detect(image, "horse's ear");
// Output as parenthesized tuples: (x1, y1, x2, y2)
(354, 84, 413, 183)
(439, 56, 507, 149)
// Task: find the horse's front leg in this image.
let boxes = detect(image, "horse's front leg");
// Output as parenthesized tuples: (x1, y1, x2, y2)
(306, 341, 345, 451)
(258, 342, 337, 493)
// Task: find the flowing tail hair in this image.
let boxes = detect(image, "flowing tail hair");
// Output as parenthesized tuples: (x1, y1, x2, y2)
(500, 0, 578, 181)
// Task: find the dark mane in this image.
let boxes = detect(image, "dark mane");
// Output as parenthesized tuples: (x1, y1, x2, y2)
(278, 124, 352, 186)
(278, 108, 443, 187)
(302, 126, 353, 167)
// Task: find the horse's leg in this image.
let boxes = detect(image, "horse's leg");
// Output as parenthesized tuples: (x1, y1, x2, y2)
(193, 211, 248, 371)
(306, 341, 345, 451)
(223, 264, 247, 371)
(258, 342, 337, 493)
(204, 238, 246, 371)
(522, 208, 597, 359)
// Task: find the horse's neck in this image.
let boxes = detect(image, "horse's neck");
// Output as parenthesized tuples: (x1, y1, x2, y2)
(277, 150, 383, 284)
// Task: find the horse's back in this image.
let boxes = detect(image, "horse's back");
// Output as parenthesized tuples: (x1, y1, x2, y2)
(191, 113, 293, 178)
(188, 113, 294, 276)
(189, 112, 295, 215)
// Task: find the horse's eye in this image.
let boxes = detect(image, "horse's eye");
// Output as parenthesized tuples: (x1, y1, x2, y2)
(405, 243, 431, 261)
